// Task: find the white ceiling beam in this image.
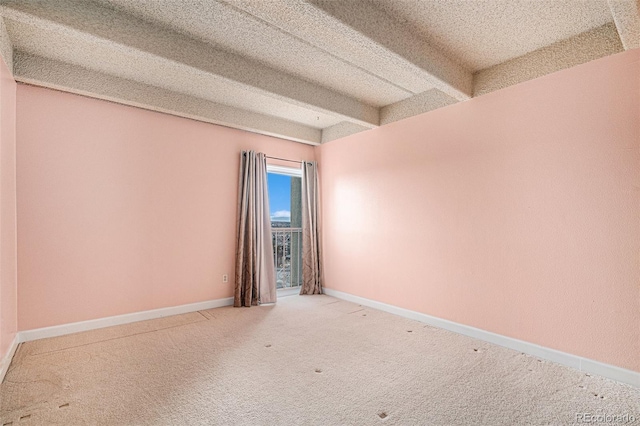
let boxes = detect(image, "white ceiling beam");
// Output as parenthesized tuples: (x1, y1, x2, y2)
(1, 0, 379, 129)
(381, 90, 458, 126)
(224, 0, 472, 102)
(0, 17, 12, 72)
(608, 0, 640, 49)
(321, 122, 371, 144)
(473, 23, 622, 97)
(15, 52, 321, 145)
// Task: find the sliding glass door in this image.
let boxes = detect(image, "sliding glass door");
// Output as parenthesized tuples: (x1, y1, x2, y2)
(267, 165, 302, 289)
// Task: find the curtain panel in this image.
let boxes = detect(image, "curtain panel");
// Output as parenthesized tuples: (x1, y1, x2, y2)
(234, 151, 277, 307)
(300, 161, 323, 295)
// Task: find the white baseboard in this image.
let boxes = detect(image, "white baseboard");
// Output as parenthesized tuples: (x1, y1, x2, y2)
(0, 334, 19, 384)
(18, 297, 234, 343)
(323, 288, 640, 388)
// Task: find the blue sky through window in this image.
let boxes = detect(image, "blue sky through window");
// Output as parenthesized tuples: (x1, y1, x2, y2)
(267, 173, 291, 222)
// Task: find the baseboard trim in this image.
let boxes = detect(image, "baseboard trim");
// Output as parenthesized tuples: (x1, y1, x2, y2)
(18, 297, 234, 343)
(0, 335, 19, 384)
(323, 288, 639, 387)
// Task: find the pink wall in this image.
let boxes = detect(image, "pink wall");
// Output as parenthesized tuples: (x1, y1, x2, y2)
(318, 50, 640, 372)
(16, 85, 315, 330)
(0, 56, 17, 359)
(11, 49, 640, 373)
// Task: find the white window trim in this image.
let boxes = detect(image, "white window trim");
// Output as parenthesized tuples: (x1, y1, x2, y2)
(267, 164, 302, 177)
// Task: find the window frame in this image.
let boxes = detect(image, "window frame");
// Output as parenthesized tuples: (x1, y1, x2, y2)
(266, 164, 302, 178)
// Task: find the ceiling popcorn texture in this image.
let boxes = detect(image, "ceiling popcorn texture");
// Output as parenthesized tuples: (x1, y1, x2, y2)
(473, 22, 623, 97)
(367, 0, 615, 71)
(0, 0, 637, 144)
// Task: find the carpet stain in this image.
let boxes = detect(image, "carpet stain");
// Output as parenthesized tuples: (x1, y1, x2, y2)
(314, 369, 322, 373)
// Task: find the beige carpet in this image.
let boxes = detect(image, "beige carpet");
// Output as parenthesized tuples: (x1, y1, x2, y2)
(1, 295, 638, 425)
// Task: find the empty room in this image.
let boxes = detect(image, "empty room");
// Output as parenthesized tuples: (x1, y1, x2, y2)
(0, 0, 639, 424)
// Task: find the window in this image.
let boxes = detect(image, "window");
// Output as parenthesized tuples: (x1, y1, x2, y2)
(267, 165, 302, 289)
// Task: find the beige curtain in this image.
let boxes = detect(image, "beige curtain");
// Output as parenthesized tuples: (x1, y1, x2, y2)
(300, 161, 322, 295)
(234, 151, 277, 307)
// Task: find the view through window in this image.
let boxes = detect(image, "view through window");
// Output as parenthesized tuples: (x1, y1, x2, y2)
(267, 169, 302, 289)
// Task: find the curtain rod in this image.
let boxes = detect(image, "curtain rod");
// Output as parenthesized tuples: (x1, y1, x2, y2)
(266, 155, 303, 164)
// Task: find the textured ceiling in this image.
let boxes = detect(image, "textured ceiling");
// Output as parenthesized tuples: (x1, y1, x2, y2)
(0, 0, 637, 145)
(5, 18, 343, 129)
(368, 0, 615, 71)
(95, 0, 415, 107)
